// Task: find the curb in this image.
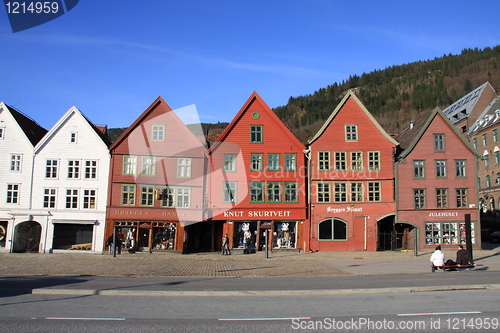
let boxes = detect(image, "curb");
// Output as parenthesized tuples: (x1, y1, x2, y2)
(28, 284, 500, 297)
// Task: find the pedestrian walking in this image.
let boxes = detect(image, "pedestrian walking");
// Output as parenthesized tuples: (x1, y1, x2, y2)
(222, 234, 231, 255)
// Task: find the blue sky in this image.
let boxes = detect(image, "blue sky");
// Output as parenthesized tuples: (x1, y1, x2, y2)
(1, 0, 500, 129)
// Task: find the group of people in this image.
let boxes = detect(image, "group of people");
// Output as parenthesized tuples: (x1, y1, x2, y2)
(430, 245, 472, 270)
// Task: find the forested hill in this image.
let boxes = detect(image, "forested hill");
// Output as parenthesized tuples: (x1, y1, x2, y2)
(274, 46, 500, 144)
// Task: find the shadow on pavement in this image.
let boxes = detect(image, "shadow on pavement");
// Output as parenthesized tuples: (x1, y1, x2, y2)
(0, 276, 88, 297)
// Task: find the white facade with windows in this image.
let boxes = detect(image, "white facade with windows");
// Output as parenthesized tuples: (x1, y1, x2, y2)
(31, 106, 110, 252)
(0, 102, 47, 252)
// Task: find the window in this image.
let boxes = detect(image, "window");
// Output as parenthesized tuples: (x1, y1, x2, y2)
(478, 177, 481, 190)
(486, 175, 491, 187)
(176, 187, 190, 208)
(140, 185, 154, 206)
(319, 218, 347, 241)
(496, 151, 500, 165)
(425, 222, 475, 245)
(43, 188, 56, 208)
(121, 184, 136, 206)
(46, 160, 58, 178)
(223, 182, 237, 203)
(413, 160, 425, 178)
(123, 156, 137, 175)
(267, 182, 281, 202)
(84, 160, 97, 179)
(484, 154, 490, 167)
(436, 188, 448, 208)
(455, 160, 466, 178)
(351, 182, 363, 202)
(6, 184, 19, 203)
(250, 125, 263, 143)
(250, 153, 262, 171)
(494, 129, 499, 143)
(268, 153, 280, 171)
(318, 151, 330, 171)
(414, 189, 426, 209)
(434, 134, 445, 151)
(345, 125, 358, 141)
(317, 182, 330, 203)
(0, 128, 4, 139)
(473, 138, 478, 149)
(435, 160, 447, 178)
(177, 158, 192, 178)
(250, 181, 264, 203)
(159, 187, 174, 207)
(68, 160, 80, 178)
(334, 182, 347, 202)
(10, 155, 22, 172)
(284, 182, 298, 203)
(334, 151, 346, 171)
(368, 182, 381, 202)
(152, 125, 165, 141)
(223, 154, 237, 172)
(65, 189, 78, 208)
(351, 151, 363, 171)
(456, 188, 468, 208)
(83, 189, 96, 209)
(284, 154, 296, 171)
(368, 151, 380, 171)
(482, 133, 488, 147)
(70, 132, 77, 143)
(142, 156, 156, 176)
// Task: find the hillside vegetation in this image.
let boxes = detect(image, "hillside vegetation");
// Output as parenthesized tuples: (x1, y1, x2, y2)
(273, 46, 500, 143)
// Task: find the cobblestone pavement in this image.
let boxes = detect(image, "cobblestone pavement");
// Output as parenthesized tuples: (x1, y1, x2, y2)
(1, 245, 499, 277)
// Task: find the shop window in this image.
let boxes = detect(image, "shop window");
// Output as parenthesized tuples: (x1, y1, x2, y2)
(273, 222, 296, 248)
(318, 218, 347, 241)
(233, 222, 256, 249)
(425, 222, 475, 245)
(152, 223, 176, 250)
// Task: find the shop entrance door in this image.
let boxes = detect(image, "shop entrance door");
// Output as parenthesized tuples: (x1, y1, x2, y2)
(138, 227, 151, 252)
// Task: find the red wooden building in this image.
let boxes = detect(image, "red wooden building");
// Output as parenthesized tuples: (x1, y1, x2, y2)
(395, 107, 482, 251)
(306, 91, 398, 251)
(105, 97, 208, 253)
(208, 92, 307, 252)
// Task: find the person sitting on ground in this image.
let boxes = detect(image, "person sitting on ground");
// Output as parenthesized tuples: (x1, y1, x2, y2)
(455, 245, 472, 266)
(430, 245, 445, 270)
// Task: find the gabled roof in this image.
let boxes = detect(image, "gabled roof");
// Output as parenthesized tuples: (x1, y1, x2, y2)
(34, 105, 111, 152)
(468, 96, 500, 135)
(109, 96, 206, 153)
(210, 91, 304, 152)
(442, 82, 495, 124)
(396, 107, 481, 159)
(308, 90, 398, 146)
(0, 103, 47, 146)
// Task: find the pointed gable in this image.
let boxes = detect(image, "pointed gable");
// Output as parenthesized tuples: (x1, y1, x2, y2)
(211, 91, 304, 152)
(396, 107, 481, 160)
(0, 103, 47, 146)
(308, 90, 398, 146)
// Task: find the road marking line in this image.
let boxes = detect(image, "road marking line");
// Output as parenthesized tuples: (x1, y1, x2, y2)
(219, 317, 311, 321)
(398, 311, 482, 317)
(46, 317, 126, 321)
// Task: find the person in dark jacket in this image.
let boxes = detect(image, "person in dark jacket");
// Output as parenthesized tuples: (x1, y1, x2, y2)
(455, 245, 472, 265)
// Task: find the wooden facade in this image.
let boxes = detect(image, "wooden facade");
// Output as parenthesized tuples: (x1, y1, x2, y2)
(396, 108, 482, 250)
(105, 97, 208, 253)
(208, 92, 307, 252)
(306, 91, 398, 251)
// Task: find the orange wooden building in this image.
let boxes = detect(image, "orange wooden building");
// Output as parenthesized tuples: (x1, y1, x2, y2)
(306, 91, 398, 251)
(105, 97, 208, 253)
(395, 108, 482, 250)
(208, 92, 307, 252)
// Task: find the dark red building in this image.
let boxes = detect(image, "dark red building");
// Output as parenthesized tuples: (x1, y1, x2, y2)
(208, 92, 307, 252)
(396, 107, 482, 251)
(306, 91, 398, 251)
(105, 97, 208, 253)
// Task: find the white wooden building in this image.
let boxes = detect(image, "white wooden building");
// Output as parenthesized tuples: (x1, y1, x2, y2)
(0, 103, 47, 252)
(31, 106, 111, 253)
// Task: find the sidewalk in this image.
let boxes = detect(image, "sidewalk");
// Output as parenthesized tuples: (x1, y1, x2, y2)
(1, 245, 499, 277)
